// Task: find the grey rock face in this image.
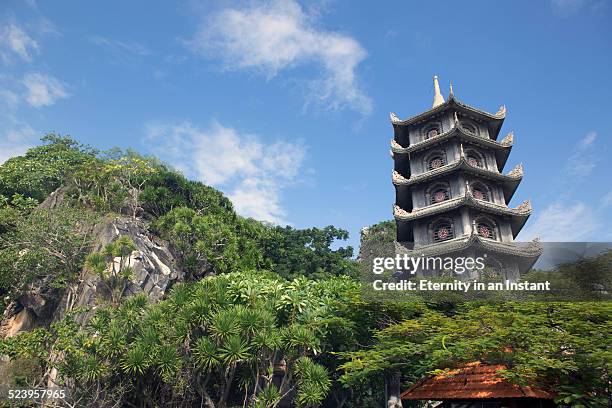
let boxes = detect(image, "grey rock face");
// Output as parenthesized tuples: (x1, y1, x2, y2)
(63, 216, 185, 324)
(1, 214, 185, 335)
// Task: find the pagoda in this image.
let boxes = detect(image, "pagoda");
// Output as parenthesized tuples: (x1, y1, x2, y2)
(390, 76, 541, 280)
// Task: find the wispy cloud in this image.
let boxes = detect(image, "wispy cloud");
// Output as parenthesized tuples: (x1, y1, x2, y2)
(0, 22, 39, 63)
(601, 191, 612, 208)
(551, 0, 608, 15)
(519, 202, 599, 241)
(90, 35, 152, 57)
(145, 120, 306, 224)
(187, 0, 372, 114)
(0, 122, 37, 164)
(565, 131, 598, 178)
(22, 73, 70, 107)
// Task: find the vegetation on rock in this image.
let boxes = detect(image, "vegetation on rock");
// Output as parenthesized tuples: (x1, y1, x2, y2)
(0, 136, 609, 408)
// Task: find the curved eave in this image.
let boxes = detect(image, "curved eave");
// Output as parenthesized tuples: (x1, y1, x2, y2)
(390, 95, 506, 139)
(393, 160, 523, 201)
(391, 128, 513, 171)
(394, 196, 532, 238)
(396, 235, 543, 263)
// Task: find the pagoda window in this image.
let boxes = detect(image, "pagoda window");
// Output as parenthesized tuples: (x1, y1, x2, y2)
(470, 181, 491, 201)
(465, 148, 485, 168)
(431, 218, 454, 242)
(460, 121, 479, 136)
(426, 182, 451, 204)
(475, 217, 497, 240)
(425, 150, 447, 171)
(422, 122, 442, 140)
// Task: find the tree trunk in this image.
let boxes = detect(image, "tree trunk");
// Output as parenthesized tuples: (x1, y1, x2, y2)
(387, 370, 403, 408)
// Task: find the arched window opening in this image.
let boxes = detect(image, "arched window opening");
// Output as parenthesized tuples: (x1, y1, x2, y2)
(475, 218, 497, 240)
(460, 121, 479, 136)
(465, 149, 485, 168)
(470, 182, 490, 201)
(426, 151, 446, 171)
(427, 182, 451, 204)
(432, 219, 454, 242)
(422, 122, 442, 140)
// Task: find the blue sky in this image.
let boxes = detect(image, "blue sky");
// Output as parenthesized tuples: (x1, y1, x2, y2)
(1, 0, 611, 250)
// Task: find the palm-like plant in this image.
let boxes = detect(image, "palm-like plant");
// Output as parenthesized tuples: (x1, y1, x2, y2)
(294, 357, 331, 408)
(210, 309, 239, 342)
(101, 324, 126, 358)
(193, 337, 218, 371)
(253, 384, 281, 408)
(85, 252, 106, 278)
(155, 344, 181, 381)
(78, 355, 106, 383)
(219, 335, 250, 365)
(283, 325, 320, 356)
(120, 345, 149, 375)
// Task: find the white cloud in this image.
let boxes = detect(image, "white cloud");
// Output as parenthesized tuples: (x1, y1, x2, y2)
(565, 131, 598, 177)
(22, 73, 70, 107)
(145, 120, 306, 224)
(0, 23, 39, 62)
(0, 124, 37, 164)
(519, 202, 599, 241)
(188, 0, 372, 114)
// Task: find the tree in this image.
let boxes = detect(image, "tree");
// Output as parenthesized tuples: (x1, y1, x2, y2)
(0, 206, 96, 311)
(338, 302, 612, 408)
(0, 134, 96, 202)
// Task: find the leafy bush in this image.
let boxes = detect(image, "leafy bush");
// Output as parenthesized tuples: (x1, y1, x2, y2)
(1, 272, 360, 407)
(0, 135, 96, 202)
(0, 206, 96, 310)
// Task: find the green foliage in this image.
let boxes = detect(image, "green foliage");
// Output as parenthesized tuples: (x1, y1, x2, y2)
(154, 207, 241, 275)
(0, 206, 96, 309)
(261, 225, 358, 279)
(338, 302, 612, 408)
(0, 193, 38, 235)
(85, 236, 137, 305)
(2, 137, 609, 408)
(0, 134, 96, 202)
(0, 272, 359, 407)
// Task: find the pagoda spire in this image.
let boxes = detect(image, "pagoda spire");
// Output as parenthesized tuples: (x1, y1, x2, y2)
(432, 75, 445, 108)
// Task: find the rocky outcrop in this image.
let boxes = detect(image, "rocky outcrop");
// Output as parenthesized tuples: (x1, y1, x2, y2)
(1, 210, 185, 336)
(58, 215, 185, 325)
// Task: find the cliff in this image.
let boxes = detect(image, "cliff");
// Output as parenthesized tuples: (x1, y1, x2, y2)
(1, 189, 185, 336)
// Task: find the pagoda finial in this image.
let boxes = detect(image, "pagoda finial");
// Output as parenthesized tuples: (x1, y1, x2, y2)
(449, 82, 454, 97)
(432, 75, 445, 108)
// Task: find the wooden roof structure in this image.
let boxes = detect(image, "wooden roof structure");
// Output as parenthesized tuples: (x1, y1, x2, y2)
(401, 362, 555, 401)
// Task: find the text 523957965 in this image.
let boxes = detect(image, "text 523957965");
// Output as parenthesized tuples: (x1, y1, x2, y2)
(5, 389, 66, 400)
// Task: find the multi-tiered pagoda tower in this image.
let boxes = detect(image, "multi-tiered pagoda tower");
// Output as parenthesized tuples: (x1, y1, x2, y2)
(390, 76, 541, 280)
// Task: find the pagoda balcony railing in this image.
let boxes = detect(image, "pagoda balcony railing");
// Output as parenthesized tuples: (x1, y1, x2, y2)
(393, 194, 532, 222)
(391, 127, 513, 155)
(392, 159, 523, 187)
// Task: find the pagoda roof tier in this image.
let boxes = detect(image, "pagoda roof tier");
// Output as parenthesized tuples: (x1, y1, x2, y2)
(392, 159, 523, 202)
(390, 94, 506, 140)
(391, 127, 514, 171)
(395, 235, 542, 273)
(394, 194, 532, 238)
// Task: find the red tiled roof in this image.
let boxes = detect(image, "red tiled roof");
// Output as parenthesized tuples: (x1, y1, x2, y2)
(401, 362, 555, 401)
